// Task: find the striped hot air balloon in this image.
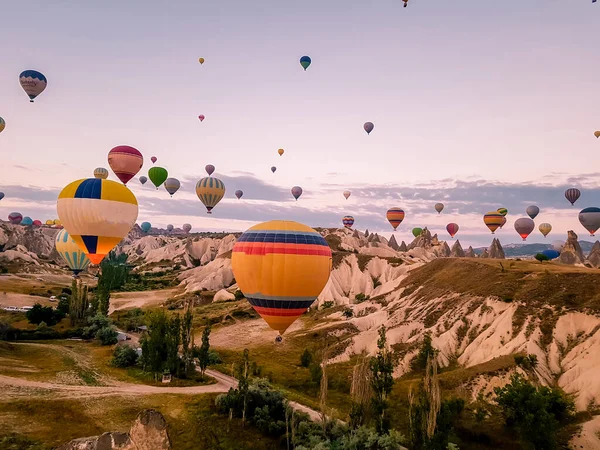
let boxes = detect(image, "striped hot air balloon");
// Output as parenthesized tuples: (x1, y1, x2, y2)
(565, 188, 581, 206)
(108, 146, 143, 185)
(94, 167, 109, 180)
(539, 223, 552, 238)
(55, 229, 91, 276)
(483, 211, 504, 234)
(164, 178, 180, 197)
(579, 207, 600, 236)
(446, 223, 459, 238)
(231, 220, 332, 335)
(497, 207, 508, 216)
(8, 212, 22, 225)
(196, 177, 226, 213)
(500, 216, 507, 229)
(342, 216, 355, 229)
(57, 178, 139, 265)
(386, 208, 405, 231)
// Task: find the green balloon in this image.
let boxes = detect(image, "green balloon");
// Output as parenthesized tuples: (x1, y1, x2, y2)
(148, 167, 168, 189)
(412, 227, 423, 238)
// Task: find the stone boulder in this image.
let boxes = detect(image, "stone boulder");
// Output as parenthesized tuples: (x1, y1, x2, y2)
(559, 230, 585, 265)
(450, 240, 465, 257)
(480, 248, 489, 259)
(213, 289, 235, 302)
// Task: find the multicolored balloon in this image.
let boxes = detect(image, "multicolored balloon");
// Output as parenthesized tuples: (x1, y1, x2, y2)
(446, 223, 459, 238)
(183, 223, 192, 233)
(57, 178, 138, 265)
(151, 156, 157, 164)
(579, 207, 600, 236)
(514, 217, 535, 241)
(278, 148, 284, 156)
(291, 186, 303, 201)
(235, 190, 243, 199)
(271, 166, 277, 173)
(497, 207, 508, 216)
(198, 115, 205, 122)
(196, 177, 226, 214)
(538, 223, 552, 238)
(164, 178, 180, 197)
(342, 216, 355, 229)
(141, 222, 151, 233)
(231, 220, 332, 335)
(343, 190, 351, 200)
(205, 164, 215, 176)
(386, 208, 405, 231)
(8, 212, 22, 225)
(19, 70, 47, 102)
(483, 211, 504, 234)
(435, 203, 444, 214)
(300, 56, 311, 71)
(526, 205, 540, 220)
(148, 166, 168, 189)
(565, 188, 581, 206)
(139, 176, 148, 185)
(108, 146, 143, 185)
(500, 216, 507, 228)
(55, 229, 91, 276)
(364, 122, 374, 135)
(0, 117, 5, 133)
(94, 167, 109, 180)
(412, 227, 423, 238)
(167, 224, 174, 232)
(21, 217, 33, 226)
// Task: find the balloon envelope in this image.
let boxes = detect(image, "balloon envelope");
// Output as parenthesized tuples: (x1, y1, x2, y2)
(164, 178, 180, 196)
(342, 216, 354, 229)
(108, 146, 143, 185)
(19, 70, 47, 102)
(205, 164, 215, 176)
(166, 224, 174, 232)
(235, 190, 243, 199)
(542, 249, 560, 260)
(579, 207, 600, 236)
(21, 217, 33, 226)
(386, 208, 405, 230)
(55, 229, 91, 276)
(483, 212, 504, 234)
(8, 212, 22, 225)
(539, 223, 552, 237)
(500, 216, 507, 228)
(271, 166, 277, 173)
(435, 203, 444, 214)
(151, 156, 157, 164)
(198, 57, 205, 64)
(141, 222, 151, 233)
(364, 122, 374, 134)
(278, 149, 284, 156)
(446, 223, 459, 238)
(343, 190, 351, 200)
(412, 227, 423, 238)
(497, 207, 508, 216)
(0, 192, 4, 201)
(514, 217, 535, 241)
(291, 186, 303, 200)
(526, 205, 540, 220)
(565, 188, 581, 205)
(196, 177, 226, 213)
(183, 223, 192, 233)
(33, 220, 42, 227)
(231, 220, 332, 335)
(148, 167, 168, 189)
(594, 131, 600, 138)
(57, 178, 138, 265)
(0, 117, 5, 133)
(198, 115, 205, 122)
(94, 167, 109, 180)
(139, 176, 147, 185)
(299, 56, 311, 70)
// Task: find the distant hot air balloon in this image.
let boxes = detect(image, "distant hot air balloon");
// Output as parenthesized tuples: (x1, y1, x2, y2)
(141, 222, 151, 233)
(594, 131, 600, 138)
(291, 186, 303, 201)
(483, 211, 504, 234)
(500, 216, 507, 229)
(139, 176, 148, 185)
(21, 217, 33, 226)
(278, 148, 284, 156)
(497, 207, 508, 216)
(231, 220, 332, 335)
(198, 115, 205, 122)
(364, 122, 374, 135)
(403, 0, 409, 6)
(271, 166, 277, 173)
(526, 205, 540, 220)
(579, 207, 600, 236)
(19, 70, 47, 102)
(342, 216, 355, 229)
(565, 188, 581, 206)
(8, 212, 22, 225)
(205, 165, 215, 176)
(386, 208, 405, 231)
(343, 190, 351, 200)
(435, 203, 444, 214)
(33, 220, 42, 227)
(46, 219, 54, 226)
(151, 156, 157, 164)
(167, 224, 174, 232)
(108, 146, 143, 185)
(412, 228, 423, 238)
(183, 223, 192, 233)
(0, 192, 4, 201)
(300, 56, 312, 71)
(148, 167, 168, 189)
(539, 223, 552, 238)
(0, 117, 5, 133)
(542, 249, 560, 260)
(196, 177, 226, 213)
(57, 178, 138, 264)
(164, 178, 181, 197)
(55, 229, 91, 276)
(446, 223, 459, 238)
(198, 57, 205, 64)
(54, 219, 62, 226)
(235, 190, 243, 199)
(94, 167, 109, 180)
(514, 217, 535, 241)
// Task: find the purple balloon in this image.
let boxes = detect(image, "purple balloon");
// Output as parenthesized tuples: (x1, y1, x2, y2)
(235, 190, 243, 199)
(514, 217, 535, 241)
(291, 186, 303, 201)
(364, 122, 374, 135)
(271, 166, 276, 173)
(205, 164, 215, 176)
(565, 188, 581, 206)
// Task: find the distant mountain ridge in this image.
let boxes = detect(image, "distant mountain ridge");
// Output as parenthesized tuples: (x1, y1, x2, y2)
(475, 241, 596, 257)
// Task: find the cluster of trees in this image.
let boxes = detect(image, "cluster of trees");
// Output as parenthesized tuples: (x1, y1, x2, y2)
(25, 300, 68, 326)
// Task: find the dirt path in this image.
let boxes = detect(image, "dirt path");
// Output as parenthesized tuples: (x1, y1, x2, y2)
(109, 288, 181, 314)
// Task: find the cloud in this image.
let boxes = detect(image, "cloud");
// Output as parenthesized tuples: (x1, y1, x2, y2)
(0, 185, 60, 203)
(178, 173, 290, 202)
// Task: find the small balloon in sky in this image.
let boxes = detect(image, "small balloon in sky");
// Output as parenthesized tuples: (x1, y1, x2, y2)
(0, 117, 5, 133)
(595, 131, 600, 138)
(205, 164, 215, 176)
(364, 122, 374, 135)
(235, 190, 243, 199)
(278, 148, 284, 156)
(343, 190, 351, 200)
(151, 156, 157, 164)
(19, 70, 47, 102)
(271, 166, 277, 173)
(300, 56, 311, 71)
(198, 115, 205, 122)
(198, 57, 205, 64)
(108, 146, 144, 185)
(291, 186, 303, 200)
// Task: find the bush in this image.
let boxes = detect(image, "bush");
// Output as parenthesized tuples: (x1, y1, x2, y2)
(96, 326, 118, 345)
(514, 353, 538, 370)
(355, 293, 370, 303)
(208, 349, 222, 365)
(310, 362, 323, 385)
(234, 289, 244, 301)
(411, 333, 436, 372)
(25, 303, 60, 326)
(300, 349, 313, 368)
(321, 301, 334, 309)
(112, 345, 139, 367)
(342, 308, 353, 319)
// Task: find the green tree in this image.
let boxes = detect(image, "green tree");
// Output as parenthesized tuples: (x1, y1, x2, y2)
(300, 349, 313, 368)
(411, 333, 437, 372)
(181, 306, 194, 374)
(195, 325, 212, 378)
(26, 303, 59, 326)
(535, 253, 550, 264)
(96, 326, 118, 345)
(370, 325, 395, 434)
(235, 348, 251, 425)
(56, 296, 70, 316)
(140, 310, 182, 379)
(112, 345, 139, 367)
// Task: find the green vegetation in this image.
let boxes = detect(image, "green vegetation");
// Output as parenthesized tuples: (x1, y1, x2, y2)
(140, 309, 182, 379)
(195, 325, 212, 378)
(83, 314, 118, 345)
(111, 345, 138, 368)
(535, 253, 550, 264)
(370, 326, 395, 433)
(25, 303, 65, 326)
(300, 348, 313, 368)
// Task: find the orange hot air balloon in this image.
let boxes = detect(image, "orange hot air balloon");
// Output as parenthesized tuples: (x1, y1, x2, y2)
(108, 146, 143, 185)
(483, 212, 504, 234)
(278, 148, 284, 156)
(386, 208, 405, 231)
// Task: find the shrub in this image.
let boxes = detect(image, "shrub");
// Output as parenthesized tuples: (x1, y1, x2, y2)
(411, 333, 436, 372)
(535, 253, 550, 264)
(342, 308, 354, 319)
(234, 289, 244, 301)
(300, 349, 313, 368)
(96, 326, 118, 345)
(321, 301, 334, 309)
(26, 303, 59, 326)
(355, 293, 370, 303)
(112, 345, 139, 367)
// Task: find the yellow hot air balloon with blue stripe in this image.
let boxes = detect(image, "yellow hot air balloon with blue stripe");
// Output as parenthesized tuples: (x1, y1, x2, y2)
(195, 177, 225, 214)
(55, 229, 90, 276)
(57, 178, 138, 264)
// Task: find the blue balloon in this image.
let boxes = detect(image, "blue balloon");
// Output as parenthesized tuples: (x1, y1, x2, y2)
(21, 216, 33, 226)
(300, 56, 312, 71)
(141, 222, 151, 233)
(542, 249, 560, 260)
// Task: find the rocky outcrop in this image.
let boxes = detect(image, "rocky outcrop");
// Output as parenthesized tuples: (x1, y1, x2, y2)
(364, 229, 369, 238)
(487, 238, 505, 259)
(0, 222, 59, 260)
(58, 410, 171, 450)
(480, 248, 489, 258)
(450, 240, 465, 257)
(407, 228, 433, 251)
(559, 230, 585, 265)
(213, 289, 235, 302)
(435, 241, 451, 257)
(588, 241, 600, 268)
(399, 241, 407, 252)
(465, 246, 476, 258)
(388, 235, 400, 251)
(352, 229, 360, 239)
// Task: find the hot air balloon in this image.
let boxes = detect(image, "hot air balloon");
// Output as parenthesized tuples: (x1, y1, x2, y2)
(483, 211, 504, 234)
(205, 165, 215, 176)
(8, 212, 22, 225)
(94, 167, 109, 180)
(497, 207, 508, 216)
(364, 122, 374, 135)
(403, 0, 409, 6)
(278, 148, 284, 156)
(300, 56, 311, 71)
(57, 178, 139, 265)
(412, 228, 423, 238)
(46, 219, 54, 226)
(386, 208, 405, 230)
(235, 190, 243, 199)
(108, 146, 143, 185)
(55, 229, 91, 276)
(594, 131, 600, 138)
(148, 167, 168, 189)
(198, 57, 205, 64)
(343, 190, 351, 200)
(231, 220, 332, 335)
(167, 224, 174, 232)
(446, 223, 459, 238)
(54, 219, 62, 226)
(183, 223, 192, 233)
(151, 156, 157, 164)
(0, 117, 5, 133)
(164, 178, 180, 197)
(579, 207, 600, 236)
(0, 192, 4, 201)
(542, 249, 560, 260)
(141, 222, 151, 233)
(291, 186, 303, 201)
(33, 220, 42, 227)
(342, 216, 355, 229)
(19, 70, 47, 102)
(198, 115, 205, 122)
(139, 176, 148, 185)
(196, 177, 226, 213)
(271, 166, 277, 173)
(526, 205, 540, 220)
(565, 188, 581, 206)
(21, 217, 33, 226)
(500, 216, 507, 229)
(539, 223, 552, 238)
(514, 217, 535, 241)
(434, 203, 444, 214)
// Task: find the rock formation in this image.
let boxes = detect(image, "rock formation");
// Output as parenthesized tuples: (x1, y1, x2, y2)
(407, 228, 433, 250)
(364, 229, 369, 237)
(587, 241, 600, 268)
(58, 410, 171, 450)
(487, 238, 505, 259)
(388, 234, 400, 251)
(450, 240, 465, 257)
(213, 289, 235, 302)
(480, 248, 489, 258)
(399, 241, 407, 252)
(435, 241, 451, 257)
(559, 230, 585, 265)
(352, 229, 360, 239)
